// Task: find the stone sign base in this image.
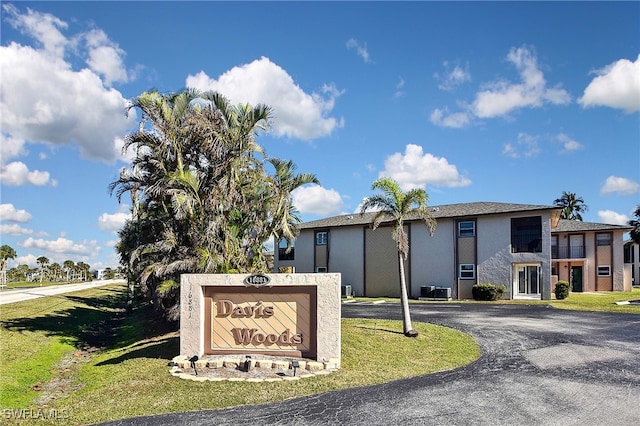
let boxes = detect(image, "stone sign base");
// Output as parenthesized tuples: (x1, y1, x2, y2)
(169, 354, 339, 382)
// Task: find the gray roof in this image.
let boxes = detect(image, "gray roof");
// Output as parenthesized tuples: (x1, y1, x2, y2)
(553, 219, 632, 233)
(299, 201, 561, 230)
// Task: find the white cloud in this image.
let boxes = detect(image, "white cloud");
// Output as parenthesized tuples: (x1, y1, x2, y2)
(3, 4, 69, 59)
(20, 236, 100, 258)
(84, 29, 130, 86)
(597, 210, 629, 226)
(430, 108, 472, 128)
(355, 197, 383, 214)
(11, 254, 39, 269)
(393, 76, 405, 99)
(0, 161, 52, 186)
(432, 46, 570, 128)
(600, 176, 640, 196)
(0, 203, 32, 222)
(0, 5, 134, 168)
(346, 38, 372, 63)
(0, 133, 28, 161)
(556, 133, 583, 154)
(502, 133, 540, 159)
(436, 61, 471, 91)
(380, 144, 471, 191)
(292, 185, 344, 216)
(97, 211, 131, 233)
(186, 57, 344, 141)
(579, 55, 640, 113)
(0, 224, 36, 236)
(473, 46, 571, 118)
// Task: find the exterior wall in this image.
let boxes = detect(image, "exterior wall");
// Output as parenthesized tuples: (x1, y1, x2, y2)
(596, 234, 613, 291)
(477, 213, 552, 300)
(552, 230, 631, 292)
(328, 227, 365, 297)
(612, 232, 628, 291)
(274, 230, 315, 273)
(364, 226, 404, 297)
(625, 242, 639, 286)
(410, 219, 455, 298)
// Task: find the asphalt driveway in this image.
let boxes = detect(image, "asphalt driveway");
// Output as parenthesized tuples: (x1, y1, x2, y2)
(101, 302, 640, 426)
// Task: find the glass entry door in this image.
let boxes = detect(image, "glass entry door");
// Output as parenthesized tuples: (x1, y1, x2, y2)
(516, 264, 540, 295)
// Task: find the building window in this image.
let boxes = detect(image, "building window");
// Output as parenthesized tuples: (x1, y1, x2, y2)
(278, 239, 295, 261)
(458, 221, 476, 237)
(316, 231, 328, 245)
(596, 233, 612, 246)
(511, 216, 542, 253)
(459, 264, 475, 279)
(597, 265, 611, 276)
(315, 266, 327, 273)
(624, 245, 635, 263)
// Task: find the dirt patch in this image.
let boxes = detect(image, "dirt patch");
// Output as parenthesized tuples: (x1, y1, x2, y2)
(34, 347, 94, 406)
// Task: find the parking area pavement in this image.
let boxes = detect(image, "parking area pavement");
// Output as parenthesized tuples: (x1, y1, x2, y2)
(101, 303, 640, 426)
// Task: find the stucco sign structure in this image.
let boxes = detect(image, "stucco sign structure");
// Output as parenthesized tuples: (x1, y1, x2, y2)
(180, 273, 341, 365)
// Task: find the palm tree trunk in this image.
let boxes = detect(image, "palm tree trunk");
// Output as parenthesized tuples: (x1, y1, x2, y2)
(398, 251, 417, 336)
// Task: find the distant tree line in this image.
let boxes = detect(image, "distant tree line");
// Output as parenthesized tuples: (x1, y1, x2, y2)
(0, 245, 114, 283)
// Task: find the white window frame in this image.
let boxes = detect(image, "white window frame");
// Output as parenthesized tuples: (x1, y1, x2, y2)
(315, 266, 327, 273)
(316, 231, 328, 245)
(458, 221, 476, 237)
(459, 264, 476, 279)
(597, 265, 611, 277)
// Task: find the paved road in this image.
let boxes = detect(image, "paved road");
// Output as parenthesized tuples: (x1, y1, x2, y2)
(104, 302, 640, 425)
(0, 279, 125, 305)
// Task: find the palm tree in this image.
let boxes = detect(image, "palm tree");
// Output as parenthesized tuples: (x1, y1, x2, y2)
(264, 158, 320, 256)
(360, 177, 436, 337)
(49, 262, 62, 282)
(36, 256, 49, 284)
(553, 191, 588, 221)
(628, 205, 640, 245)
(111, 88, 314, 320)
(0, 245, 17, 286)
(76, 262, 90, 281)
(63, 260, 75, 281)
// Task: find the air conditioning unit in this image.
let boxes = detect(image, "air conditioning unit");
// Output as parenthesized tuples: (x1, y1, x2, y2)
(433, 287, 451, 300)
(341, 285, 352, 298)
(420, 286, 435, 298)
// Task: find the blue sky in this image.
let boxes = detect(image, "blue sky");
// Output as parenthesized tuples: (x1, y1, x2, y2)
(1, 1, 639, 270)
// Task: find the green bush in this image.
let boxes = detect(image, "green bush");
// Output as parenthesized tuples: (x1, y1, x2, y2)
(555, 280, 570, 300)
(472, 283, 506, 301)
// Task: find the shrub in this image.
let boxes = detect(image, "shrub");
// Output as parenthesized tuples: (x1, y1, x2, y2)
(555, 280, 570, 300)
(472, 283, 506, 301)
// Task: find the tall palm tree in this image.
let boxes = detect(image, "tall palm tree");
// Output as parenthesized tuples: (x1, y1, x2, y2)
(63, 260, 75, 281)
(554, 191, 588, 221)
(36, 256, 49, 283)
(360, 177, 436, 337)
(265, 158, 320, 254)
(0, 245, 17, 286)
(628, 205, 640, 245)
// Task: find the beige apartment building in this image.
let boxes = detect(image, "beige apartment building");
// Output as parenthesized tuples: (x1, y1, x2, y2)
(273, 202, 632, 300)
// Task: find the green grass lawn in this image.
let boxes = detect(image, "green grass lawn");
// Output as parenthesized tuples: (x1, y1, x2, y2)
(0, 283, 480, 425)
(1, 280, 78, 289)
(359, 287, 640, 314)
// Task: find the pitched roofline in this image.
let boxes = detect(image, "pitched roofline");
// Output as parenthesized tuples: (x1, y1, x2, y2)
(299, 201, 563, 230)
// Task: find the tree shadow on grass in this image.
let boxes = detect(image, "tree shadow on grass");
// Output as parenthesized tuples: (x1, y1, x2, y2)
(353, 325, 404, 336)
(2, 286, 178, 363)
(96, 333, 180, 365)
